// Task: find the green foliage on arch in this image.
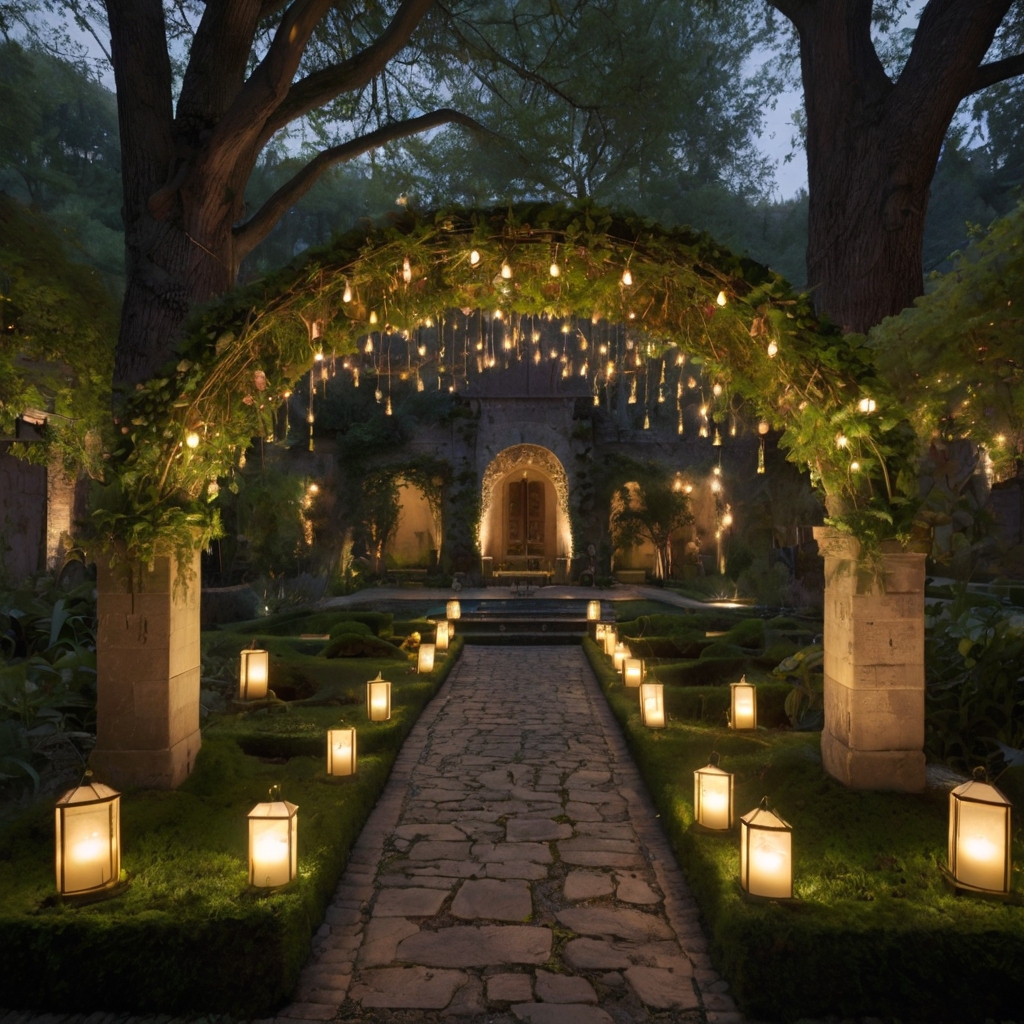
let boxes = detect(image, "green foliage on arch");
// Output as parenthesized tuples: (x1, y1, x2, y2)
(87, 203, 922, 576)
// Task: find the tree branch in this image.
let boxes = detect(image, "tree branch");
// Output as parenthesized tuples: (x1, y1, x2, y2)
(234, 108, 492, 259)
(259, 0, 435, 143)
(965, 50, 1024, 95)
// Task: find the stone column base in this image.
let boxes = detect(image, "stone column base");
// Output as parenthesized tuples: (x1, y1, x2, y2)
(91, 729, 201, 791)
(821, 728, 925, 792)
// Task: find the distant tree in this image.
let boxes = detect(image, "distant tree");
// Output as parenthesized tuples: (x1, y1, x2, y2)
(611, 479, 692, 580)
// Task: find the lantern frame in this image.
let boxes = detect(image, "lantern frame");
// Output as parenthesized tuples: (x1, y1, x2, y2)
(55, 774, 123, 900)
(327, 726, 358, 777)
(693, 754, 734, 832)
(739, 799, 793, 900)
(366, 673, 392, 721)
(435, 620, 451, 652)
(594, 621, 609, 643)
(447, 599, 462, 620)
(587, 599, 601, 621)
(248, 787, 298, 889)
(239, 647, 270, 701)
(622, 656, 644, 688)
(946, 769, 1012, 896)
(613, 643, 628, 672)
(603, 628, 618, 657)
(639, 682, 666, 729)
(417, 642, 436, 675)
(729, 678, 757, 730)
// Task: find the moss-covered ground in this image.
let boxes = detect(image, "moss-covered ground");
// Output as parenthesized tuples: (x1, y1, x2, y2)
(0, 609, 462, 1017)
(585, 629, 1024, 1023)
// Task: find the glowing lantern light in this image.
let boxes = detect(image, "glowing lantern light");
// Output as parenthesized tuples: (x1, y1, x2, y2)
(435, 620, 450, 652)
(447, 600, 461, 620)
(55, 774, 121, 898)
(621, 267, 633, 286)
(501, 262, 512, 279)
(694, 755, 733, 831)
(587, 600, 601, 621)
(716, 290, 727, 307)
(947, 769, 1012, 895)
(417, 643, 435, 675)
(594, 622, 608, 644)
(612, 643, 628, 673)
(767, 340, 779, 358)
(327, 727, 357, 777)
(342, 281, 352, 302)
(758, 420, 770, 435)
(740, 799, 792, 899)
(239, 648, 270, 700)
(604, 628, 618, 657)
(366, 672, 392, 721)
(369, 310, 378, 325)
(639, 682, 665, 729)
(469, 249, 481, 265)
(248, 787, 298, 889)
(549, 262, 561, 277)
(185, 431, 200, 449)
(729, 678, 757, 730)
(623, 657, 644, 688)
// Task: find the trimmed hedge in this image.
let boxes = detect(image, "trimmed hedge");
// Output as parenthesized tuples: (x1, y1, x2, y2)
(0, 637, 463, 1016)
(584, 639, 1024, 1023)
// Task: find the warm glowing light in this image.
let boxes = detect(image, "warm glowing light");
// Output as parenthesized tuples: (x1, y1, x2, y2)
(722, 512, 733, 527)
(758, 420, 770, 435)
(603, 628, 617, 657)
(621, 267, 633, 286)
(248, 789, 298, 889)
(342, 282, 352, 302)
(239, 649, 270, 700)
(366, 673, 392, 721)
(716, 290, 727, 306)
(327, 727, 357, 777)
(435, 620, 450, 652)
(850, 461, 861, 472)
(469, 249, 481, 265)
(587, 600, 601, 621)
(710, 479, 722, 494)
(622, 657, 644, 688)
(836, 434, 849, 448)
(948, 771, 1012, 894)
(767, 340, 778, 358)
(402, 256, 412, 283)
(712, 383, 723, 397)
(369, 310, 378, 325)
(185, 432, 200, 449)
(857, 397, 877, 413)
(740, 801, 792, 899)
(694, 758, 733, 831)
(613, 643, 627, 672)
(417, 643, 435, 675)
(501, 262, 512, 279)
(308, 482, 319, 495)
(639, 682, 665, 729)
(55, 777, 121, 897)
(730, 678, 757, 730)
(447, 600, 461, 620)
(549, 262, 561, 277)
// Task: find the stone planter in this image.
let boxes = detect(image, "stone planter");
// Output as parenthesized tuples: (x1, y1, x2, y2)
(90, 550, 202, 790)
(813, 527, 929, 793)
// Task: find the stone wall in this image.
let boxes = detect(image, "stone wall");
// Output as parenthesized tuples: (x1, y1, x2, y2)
(0, 441, 46, 580)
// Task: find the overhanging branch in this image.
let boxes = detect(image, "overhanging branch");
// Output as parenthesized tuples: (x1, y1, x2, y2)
(234, 109, 492, 259)
(965, 51, 1024, 95)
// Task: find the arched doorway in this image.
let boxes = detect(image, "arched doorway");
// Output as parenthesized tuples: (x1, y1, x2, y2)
(479, 445, 572, 574)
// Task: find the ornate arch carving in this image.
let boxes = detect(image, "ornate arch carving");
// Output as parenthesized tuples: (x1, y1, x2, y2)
(480, 444, 572, 560)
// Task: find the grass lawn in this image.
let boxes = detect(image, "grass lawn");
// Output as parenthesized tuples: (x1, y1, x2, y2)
(0, 609, 462, 1016)
(585, 633, 1024, 1023)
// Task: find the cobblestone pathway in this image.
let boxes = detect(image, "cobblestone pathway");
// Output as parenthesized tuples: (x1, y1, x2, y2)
(281, 646, 741, 1024)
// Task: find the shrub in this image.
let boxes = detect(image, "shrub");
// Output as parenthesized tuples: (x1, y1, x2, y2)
(699, 641, 746, 660)
(722, 618, 765, 649)
(652, 657, 748, 687)
(321, 634, 407, 659)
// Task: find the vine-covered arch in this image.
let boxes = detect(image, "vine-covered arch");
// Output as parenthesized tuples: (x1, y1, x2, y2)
(92, 202, 920, 572)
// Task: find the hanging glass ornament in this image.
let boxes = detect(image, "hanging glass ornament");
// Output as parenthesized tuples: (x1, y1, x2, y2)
(713, 428, 722, 446)
(628, 378, 638, 404)
(767, 340, 779, 358)
(534, 349, 542, 364)
(677, 411, 684, 435)
(699, 423, 709, 438)
(342, 281, 352, 303)
(621, 267, 633, 286)
(369, 311, 378, 325)
(501, 262, 512, 279)
(758, 437, 766, 474)
(643, 412, 650, 430)
(352, 367, 360, 387)
(375, 389, 382, 404)
(365, 336, 373, 354)
(385, 396, 393, 416)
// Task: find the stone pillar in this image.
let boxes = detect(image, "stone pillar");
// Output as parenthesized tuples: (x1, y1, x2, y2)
(45, 459, 76, 570)
(814, 527, 927, 793)
(91, 550, 202, 789)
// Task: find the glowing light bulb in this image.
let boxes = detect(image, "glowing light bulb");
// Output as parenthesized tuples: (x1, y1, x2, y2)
(369, 311, 378, 325)
(469, 249, 481, 266)
(964, 834, 997, 861)
(712, 383, 723, 397)
(314, 350, 324, 362)
(836, 434, 848, 449)
(494, 309, 503, 320)
(185, 432, 200, 449)
(417, 345, 426, 357)
(850, 460, 861, 472)
(858, 397, 877, 413)
(767, 340, 778, 358)
(621, 267, 633, 286)
(365, 337, 374, 354)
(501, 262, 512, 279)
(342, 282, 352, 303)
(716, 290, 727, 307)
(722, 512, 733, 527)
(402, 257, 412, 283)
(549, 262, 561, 277)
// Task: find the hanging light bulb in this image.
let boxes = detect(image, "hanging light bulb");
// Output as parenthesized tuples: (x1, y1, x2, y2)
(365, 337, 373, 354)
(369, 311, 378, 325)
(534, 349, 542, 364)
(713, 428, 722, 446)
(699, 423, 709, 438)
(758, 420, 770, 435)
(850, 460, 861, 472)
(628, 378, 637, 404)
(375, 389, 382, 403)
(416, 375, 425, 392)
(549, 347, 558, 359)
(858, 397, 877, 413)
(417, 344, 427, 357)
(402, 257, 412, 283)
(385, 396, 393, 415)
(606, 361, 615, 379)
(593, 391, 600, 406)
(836, 434, 849, 449)
(758, 438, 766, 474)
(469, 249, 481, 266)
(716, 290, 728, 307)
(314, 350, 324, 363)
(580, 361, 588, 377)
(352, 367, 360, 387)
(599, 343, 608, 355)
(621, 267, 633, 287)
(676, 352, 686, 367)
(185, 431, 200, 449)
(712, 382, 723, 397)
(643, 412, 650, 430)
(677, 411, 684, 435)
(549, 261, 561, 277)
(501, 262, 512, 279)
(767, 340, 779, 358)
(342, 281, 352, 303)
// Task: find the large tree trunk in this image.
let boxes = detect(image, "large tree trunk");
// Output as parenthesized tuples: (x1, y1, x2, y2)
(794, 0, 1013, 333)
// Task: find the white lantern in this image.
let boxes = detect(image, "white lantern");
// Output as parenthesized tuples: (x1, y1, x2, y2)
(639, 682, 665, 729)
(947, 769, 1012, 895)
(729, 678, 757, 730)
(603, 628, 618, 657)
(435, 620, 450, 652)
(587, 600, 601, 621)
(327, 727, 357, 777)
(740, 799, 792, 899)
(613, 643, 628, 672)
(55, 774, 121, 898)
(622, 657, 644, 688)
(594, 622, 608, 643)
(417, 642, 435, 675)
(248, 787, 298, 888)
(239, 648, 270, 700)
(366, 672, 392, 721)
(447, 599, 461, 620)
(694, 755, 734, 831)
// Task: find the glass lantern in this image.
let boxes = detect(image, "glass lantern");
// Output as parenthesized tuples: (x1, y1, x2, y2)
(435, 620, 450, 652)
(55, 773, 121, 898)
(248, 786, 298, 888)
(729, 678, 757, 730)
(740, 799, 792, 899)
(327, 727, 357, 776)
(587, 600, 601, 621)
(639, 682, 665, 729)
(947, 769, 1012, 895)
(417, 642, 435, 675)
(239, 648, 270, 700)
(613, 643, 628, 672)
(694, 754, 734, 831)
(623, 657, 644, 688)
(594, 622, 609, 643)
(603, 628, 618, 657)
(447, 599, 461, 620)
(366, 672, 392, 721)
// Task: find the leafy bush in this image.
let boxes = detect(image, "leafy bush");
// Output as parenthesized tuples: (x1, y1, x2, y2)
(772, 644, 825, 730)
(925, 601, 1024, 772)
(699, 641, 746, 659)
(722, 617, 765, 649)
(652, 657, 748, 687)
(321, 634, 406, 659)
